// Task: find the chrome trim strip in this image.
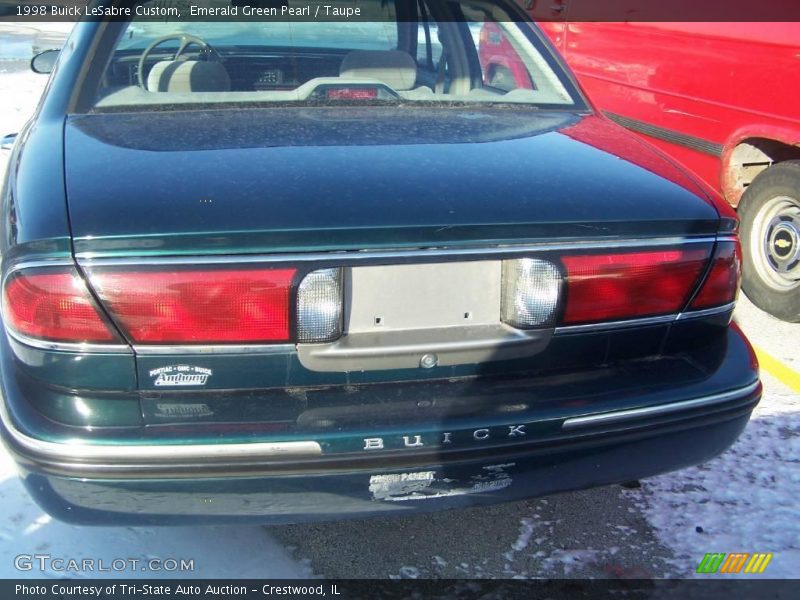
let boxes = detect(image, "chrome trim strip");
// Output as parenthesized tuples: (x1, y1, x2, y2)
(1, 260, 76, 294)
(554, 314, 676, 334)
(561, 380, 760, 430)
(676, 302, 736, 321)
(134, 343, 296, 355)
(5, 329, 132, 355)
(554, 302, 735, 335)
(1, 259, 76, 295)
(0, 399, 322, 465)
(3, 259, 74, 271)
(76, 236, 718, 266)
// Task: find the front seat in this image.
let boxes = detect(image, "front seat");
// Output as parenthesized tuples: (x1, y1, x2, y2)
(146, 60, 231, 92)
(339, 50, 418, 91)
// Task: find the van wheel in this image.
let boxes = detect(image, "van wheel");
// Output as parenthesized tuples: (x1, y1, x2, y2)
(738, 161, 800, 322)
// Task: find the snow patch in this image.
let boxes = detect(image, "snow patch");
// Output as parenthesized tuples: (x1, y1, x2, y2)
(541, 549, 600, 576)
(636, 375, 800, 578)
(397, 566, 420, 579)
(511, 518, 536, 552)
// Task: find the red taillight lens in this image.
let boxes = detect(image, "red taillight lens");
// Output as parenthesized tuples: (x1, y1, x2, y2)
(3, 270, 119, 343)
(88, 268, 296, 343)
(561, 248, 711, 325)
(690, 240, 741, 309)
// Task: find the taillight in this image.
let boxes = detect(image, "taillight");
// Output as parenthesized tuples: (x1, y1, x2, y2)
(690, 240, 742, 309)
(2, 269, 120, 343)
(4, 244, 733, 349)
(88, 268, 296, 343)
(297, 268, 343, 342)
(561, 248, 711, 325)
(501, 258, 561, 328)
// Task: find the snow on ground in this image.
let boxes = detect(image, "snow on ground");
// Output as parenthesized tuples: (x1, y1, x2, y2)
(0, 22, 73, 65)
(0, 22, 72, 138)
(0, 63, 47, 137)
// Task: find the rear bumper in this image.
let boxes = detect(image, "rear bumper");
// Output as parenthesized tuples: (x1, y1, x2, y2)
(4, 380, 760, 525)
(1, 324, 761, 524)
(18, 394, 756, 525)
(3, 380, 758, 479)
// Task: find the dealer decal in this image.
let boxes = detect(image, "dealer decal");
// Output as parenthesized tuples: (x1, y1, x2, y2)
(149, 365, 212, 387)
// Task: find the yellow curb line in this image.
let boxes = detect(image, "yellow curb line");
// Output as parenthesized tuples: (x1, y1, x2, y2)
(753, 346, 800, 393)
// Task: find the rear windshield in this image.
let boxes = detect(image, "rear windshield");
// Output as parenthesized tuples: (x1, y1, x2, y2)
(93, 0, 580, 110)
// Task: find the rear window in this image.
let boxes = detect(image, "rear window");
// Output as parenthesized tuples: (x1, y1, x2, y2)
(93, 0, 579, 110)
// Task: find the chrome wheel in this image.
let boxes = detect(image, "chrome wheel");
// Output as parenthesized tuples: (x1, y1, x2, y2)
(750, 195, 800, 291)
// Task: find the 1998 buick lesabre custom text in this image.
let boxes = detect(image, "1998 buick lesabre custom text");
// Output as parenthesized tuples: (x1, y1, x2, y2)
(0, 0, 761, 524)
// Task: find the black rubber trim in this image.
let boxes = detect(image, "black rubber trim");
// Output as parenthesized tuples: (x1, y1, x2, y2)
(605, 111, 723, 157)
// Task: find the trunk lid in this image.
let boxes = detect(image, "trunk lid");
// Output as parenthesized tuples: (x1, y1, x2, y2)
(64, 108, 720, 257)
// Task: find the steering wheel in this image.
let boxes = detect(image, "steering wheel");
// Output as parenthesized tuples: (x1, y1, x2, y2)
(137, 34, 222, 90)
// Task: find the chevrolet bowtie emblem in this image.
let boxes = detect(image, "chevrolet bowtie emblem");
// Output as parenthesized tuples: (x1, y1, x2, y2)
(775, 238, 792, 249)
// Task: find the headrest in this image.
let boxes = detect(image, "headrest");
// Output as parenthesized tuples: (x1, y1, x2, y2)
(147, 60, 231, 93)
(339, 50, 417, 91)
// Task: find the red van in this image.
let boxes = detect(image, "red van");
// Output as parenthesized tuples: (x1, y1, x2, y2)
(519, 18, 800, 322)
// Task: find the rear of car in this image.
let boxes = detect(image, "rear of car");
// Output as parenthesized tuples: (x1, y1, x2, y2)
(0, 0, 760, 524)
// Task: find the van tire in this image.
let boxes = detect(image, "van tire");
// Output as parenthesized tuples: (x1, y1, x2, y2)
(738, 161, 800, 322)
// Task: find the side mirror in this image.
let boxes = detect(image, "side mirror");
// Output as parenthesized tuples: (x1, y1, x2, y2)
(1, 134, 17, 151)
(31, 49, 60, 75)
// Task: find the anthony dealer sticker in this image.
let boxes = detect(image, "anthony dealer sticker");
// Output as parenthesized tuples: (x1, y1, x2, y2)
(149, 365, 212, 387)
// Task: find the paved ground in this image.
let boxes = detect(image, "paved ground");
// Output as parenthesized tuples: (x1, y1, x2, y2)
(272, 485, 677, 579)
